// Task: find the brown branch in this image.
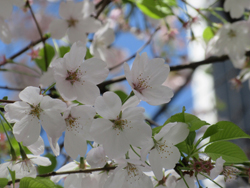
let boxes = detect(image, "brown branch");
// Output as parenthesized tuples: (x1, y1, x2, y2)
(95, 0, 111, 19)
(7, 166, 116, 185)
(169, 55, 229, 71)
(26, 1, 48, 71)
(0, 99, 16, 103)
(109, 26, 161, 71)
(0, 86, 23, 91)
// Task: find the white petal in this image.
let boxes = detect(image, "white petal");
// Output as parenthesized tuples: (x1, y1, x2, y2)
(0, 161, 14, 178)
(64, 130, 87, 159)
(13, 115, 40, 146)
(55, 77, 77, 101)
(94, 91, 121, 119)
(67, 26, 87, 44)
(210, 157, 225, 179)
(40, 110, 66, 139)
(141, 85, 173, 106)
(74, 81, 100, 105)
(27, 136, 44, 155)
(64, 174, 82, 188)
(121, 96, 140, 111)
(140, 138, 154, 162)
(81, 57, 109, 84)
(4, 101, 30, 123)
(48, 135, 60, 156)
(49, 19, 68, 40)
(19, 86, 43, 106)
(79, 17, 101, 33)
(162, 122, 189, 145)
(83, 0, 95, 18)
(91, 118, 129, 158)
(0, 17, 11, 44)
(40, 96, 67, 112)
(86, 146, 106, 168)
(148, 149, 164, 180)
(28, 155, 51, 166)
(65, 41, 86, 71)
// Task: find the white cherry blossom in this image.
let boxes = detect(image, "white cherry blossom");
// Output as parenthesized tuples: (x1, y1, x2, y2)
(49, 0, 101, 43)
(27, 136, 45, 155)
(90, 22, 115, 61)
(53, 41, 109, 105)
(124, 52, 173, 105)
(224, 0, 250, 18)
(104, 158, 153, 188)
(86, 144, 107, 168)
(206, 21, 250, 69)
(90, 91, 152, 159)
(63, 104, 96, 159)
(4, 86, 67, 155)
(0, 154, 51, 179)
(141, 122, 189, 180)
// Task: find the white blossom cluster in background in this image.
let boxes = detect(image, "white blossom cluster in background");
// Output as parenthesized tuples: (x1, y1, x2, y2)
(1, 0, 250, 188)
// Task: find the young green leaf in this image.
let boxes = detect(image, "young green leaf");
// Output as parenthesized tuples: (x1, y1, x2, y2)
(34, 44, 55, 72)
(19, 177, 57, 188)
(204, 141, 249, 163)
(209, 121, 250, 143)
(0, 178, 8, 188)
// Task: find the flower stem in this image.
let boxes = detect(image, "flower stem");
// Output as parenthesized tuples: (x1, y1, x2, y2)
(122, 91, 135, 105)
(0, 119, 17, 160)
(42, 82, 56, 95)
(199, 172, 223, 188)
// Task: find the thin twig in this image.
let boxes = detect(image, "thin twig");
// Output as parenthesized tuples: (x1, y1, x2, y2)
(109, 26, 161, 71)
(0, 86, 23, 91)
(0, 99, 16, 103)
(9, 36, 49, 61)
(7, 166, 116, 185)
(26, 1, 48, 71)
(95, 0, 111, 19)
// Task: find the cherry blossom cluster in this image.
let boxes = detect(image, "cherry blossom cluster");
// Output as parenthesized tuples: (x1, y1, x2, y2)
(1, 0, 250, 188)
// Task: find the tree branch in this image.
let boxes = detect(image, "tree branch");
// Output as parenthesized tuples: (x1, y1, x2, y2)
(7, 166, 116, 185)
(95, 0, 111, 19)
(26, 1, 48, 71)
(109, 26, 161, 71)
(0, 86, 24, 91)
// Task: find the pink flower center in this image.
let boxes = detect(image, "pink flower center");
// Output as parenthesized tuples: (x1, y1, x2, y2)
(65, 114, 80, 133)
(66, 69, 83, 85)
(228, 29, 236, 38)
(67, 17, 78, 27)
(132, 74, 152, 94)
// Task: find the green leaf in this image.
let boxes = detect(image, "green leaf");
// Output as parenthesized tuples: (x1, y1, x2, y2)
(164, 112, 209, 132)
(37, 153, 57, 174)
(176, 141, 190, 155)
(2, 96, 8, 100)
(152, 126, 163, 136)
(19, 177, 57, 188)
(85, 48, 93, 60)
(209, 121, 250, 143)
(0, 178, 8, 188)
(114, 90, 128, 102)
(34, 44, 55, 72)
(202, 124, 220, 140)
(205, 141, 249, 163)
(134, 0, 176, 19)
(59, 46, 70, 58)
(8, 168, 15, 188)
(203, 26, 214, 42)
(186, 131, 196, 146)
